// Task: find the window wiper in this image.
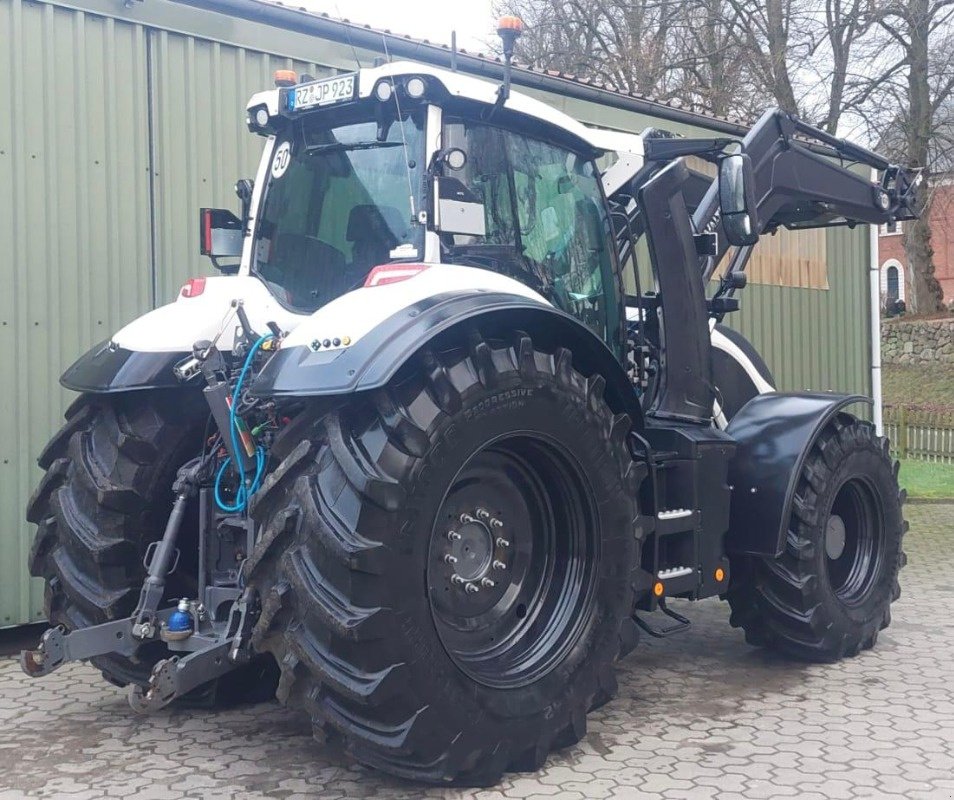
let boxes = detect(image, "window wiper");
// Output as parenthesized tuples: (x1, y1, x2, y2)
(305, 141, 403, 154)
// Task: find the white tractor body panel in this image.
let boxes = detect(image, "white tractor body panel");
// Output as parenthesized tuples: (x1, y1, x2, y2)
(709, 322, 775, 429)
(710, 325, 775, 394)
(111, 276, 306, 353)
(280, 264, 551, 352)
(111, 266, 548, 355)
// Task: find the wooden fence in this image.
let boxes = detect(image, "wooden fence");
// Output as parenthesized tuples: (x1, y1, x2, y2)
(883, 407, 954, 462)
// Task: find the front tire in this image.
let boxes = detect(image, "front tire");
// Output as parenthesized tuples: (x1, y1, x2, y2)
(727, 414, 906, 661)
(246, 333, 645, 784)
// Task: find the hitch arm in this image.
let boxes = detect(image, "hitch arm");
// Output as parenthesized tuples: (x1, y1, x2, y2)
(20, 610, 174, 678)
(21, 459, 205, 679)
(126, 588, 259, 713)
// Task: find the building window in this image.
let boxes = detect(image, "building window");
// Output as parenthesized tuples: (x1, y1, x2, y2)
(881, 259, 906, 304)
(880, 220, 903, 236)
(886, 265, 900, 301)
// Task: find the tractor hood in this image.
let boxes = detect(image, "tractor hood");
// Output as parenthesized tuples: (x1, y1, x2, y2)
(59, 266, 548, 394)
(111, 276, 305, 353)
(60, 275, 306, 393)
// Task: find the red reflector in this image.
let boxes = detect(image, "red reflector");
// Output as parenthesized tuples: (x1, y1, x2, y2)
(201, 209, 212, 255)
(180, 277, 207, 298)
(364, 263, 431, 288)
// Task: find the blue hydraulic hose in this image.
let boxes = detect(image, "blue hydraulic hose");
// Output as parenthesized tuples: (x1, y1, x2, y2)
(214, 334, 273, 512)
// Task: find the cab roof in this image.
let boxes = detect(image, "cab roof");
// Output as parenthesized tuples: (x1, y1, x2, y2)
(246, 60, 644, 157)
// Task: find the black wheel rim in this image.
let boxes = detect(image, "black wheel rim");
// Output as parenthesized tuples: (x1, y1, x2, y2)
(824, 477, 884, 605)
(427, 434, 600, 689)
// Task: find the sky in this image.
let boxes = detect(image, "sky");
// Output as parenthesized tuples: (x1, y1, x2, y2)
(271, 0, 499, 54)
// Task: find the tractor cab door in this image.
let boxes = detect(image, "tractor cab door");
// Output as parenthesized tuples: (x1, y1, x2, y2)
(436, 118, 625, 358)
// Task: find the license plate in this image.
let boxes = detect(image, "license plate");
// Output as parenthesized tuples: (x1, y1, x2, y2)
(290, 74, 356, 111)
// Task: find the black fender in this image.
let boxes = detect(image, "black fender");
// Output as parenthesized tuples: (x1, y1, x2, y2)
(251, 291, 644, 426)
(60, 340, 187, 393)
(725, 392, 870, 557)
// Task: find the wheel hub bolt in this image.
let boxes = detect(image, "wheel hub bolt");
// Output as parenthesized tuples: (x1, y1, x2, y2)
(476, 508, 490, 520)
(480, 578, 495, 588)
(492, 560, 507, 571)
(451, 574, 466, 585)
(490, 518, 504, 529)
(459, 513, 476, 524)
(465, 583, 480, 594)
(447, 530, 462, 541)
(444, 554, 458, 565)
(495, 537, 510, 548)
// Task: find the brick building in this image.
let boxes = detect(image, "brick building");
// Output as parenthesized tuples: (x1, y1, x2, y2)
(879, 178, 954, 306)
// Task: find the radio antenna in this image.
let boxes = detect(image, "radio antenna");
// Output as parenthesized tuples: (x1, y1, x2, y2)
(332, 2, 363, 71)
(382, 34, 417, 221)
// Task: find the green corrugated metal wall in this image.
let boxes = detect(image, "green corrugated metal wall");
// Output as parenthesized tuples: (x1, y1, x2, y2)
(0, 0, 872, 625)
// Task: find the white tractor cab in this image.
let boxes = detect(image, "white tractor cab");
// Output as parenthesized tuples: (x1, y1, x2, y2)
(28, 25, 920, 786)
(94, 61, 645, 367)
(68, 57, 769, 421)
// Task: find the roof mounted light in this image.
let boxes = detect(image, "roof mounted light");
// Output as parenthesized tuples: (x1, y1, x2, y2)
(492, 16, 524, 114)
(274, 69, 297, 87)
(375, 80, 394, 102)
(498, 15, 524, 34)
(405, 77, 426, 99)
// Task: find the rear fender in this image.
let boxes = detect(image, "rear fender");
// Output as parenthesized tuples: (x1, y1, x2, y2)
(61, 276, 304, 393)
(252, 285, 643, 426)
(725, 392, 870, 557)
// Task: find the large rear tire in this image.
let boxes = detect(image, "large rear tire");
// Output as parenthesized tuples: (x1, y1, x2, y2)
(246, 333, 645, 784)
(727, 414, 906, 661)
(28, 391, 208, 685)
(27, 390, 277, 700)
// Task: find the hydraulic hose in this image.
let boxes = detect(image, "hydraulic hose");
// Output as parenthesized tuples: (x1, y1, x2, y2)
(214, 334, 273, 512)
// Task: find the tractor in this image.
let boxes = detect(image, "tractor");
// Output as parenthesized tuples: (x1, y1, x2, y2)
(22, 21, 918, 785)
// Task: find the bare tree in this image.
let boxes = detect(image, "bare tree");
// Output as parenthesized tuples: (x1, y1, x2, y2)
(499, 0, 952, 313)
(496, 0, 770, 115)
(720, 0, 808, 113)
(854, 0, 954, 312)
(671, 0, 773, 117)
(820, 0, 879, 131)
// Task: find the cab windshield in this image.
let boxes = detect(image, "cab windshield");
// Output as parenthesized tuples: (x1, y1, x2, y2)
(253, 108, 425, 312)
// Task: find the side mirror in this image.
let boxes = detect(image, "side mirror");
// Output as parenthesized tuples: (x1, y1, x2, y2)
(434, 177, 487, 237)
(235, 178, 254, 225)
(719, 153, 759, 247)
(199, 207, 243, 263)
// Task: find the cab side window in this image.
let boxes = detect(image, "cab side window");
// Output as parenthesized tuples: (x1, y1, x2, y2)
(441, 119, 620, 347)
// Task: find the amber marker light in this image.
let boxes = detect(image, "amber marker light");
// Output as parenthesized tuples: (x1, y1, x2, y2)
(274, 69, 298, 87)
(653, 581, 665, 597)
(497, 15, 524, 34)
(715, 567, 726, 582)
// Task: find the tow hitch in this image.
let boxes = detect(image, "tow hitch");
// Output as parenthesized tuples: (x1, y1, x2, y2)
(21, 332, 273, 712)
(20, 453, 261, 711)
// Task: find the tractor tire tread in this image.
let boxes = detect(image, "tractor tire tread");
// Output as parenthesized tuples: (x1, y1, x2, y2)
(247, 332, 645, 784)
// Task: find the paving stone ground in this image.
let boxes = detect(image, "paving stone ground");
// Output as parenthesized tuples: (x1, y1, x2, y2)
(0, 503, 951, 800)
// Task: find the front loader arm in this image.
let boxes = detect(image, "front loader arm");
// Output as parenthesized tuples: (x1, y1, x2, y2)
(694, 109, 920, 282)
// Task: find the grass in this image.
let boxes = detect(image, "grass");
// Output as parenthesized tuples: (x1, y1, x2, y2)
(882, 364, 954, 498)
(882, 364, 954, 413)
(897, 458, 954, 500)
